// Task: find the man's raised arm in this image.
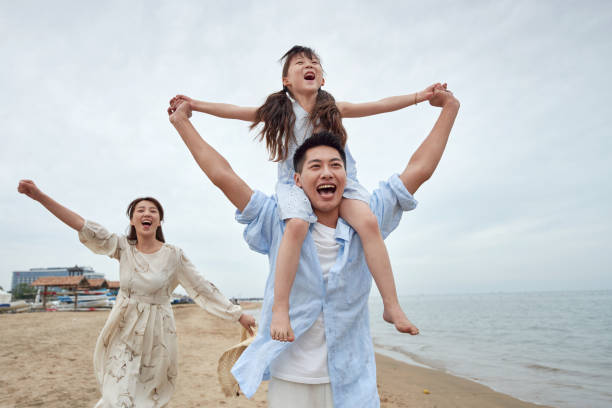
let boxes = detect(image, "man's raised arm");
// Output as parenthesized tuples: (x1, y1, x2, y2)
(169, 101, 253, 212)
(400, 85, 460, 195)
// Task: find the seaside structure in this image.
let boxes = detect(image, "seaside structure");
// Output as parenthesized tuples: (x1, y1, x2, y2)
(30, 275, 91, 309)
(11, 265, 104, 291)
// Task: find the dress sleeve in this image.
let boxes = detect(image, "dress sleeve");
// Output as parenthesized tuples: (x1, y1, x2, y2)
(177, 249, 242, 321)
(78, 220, 121, 260)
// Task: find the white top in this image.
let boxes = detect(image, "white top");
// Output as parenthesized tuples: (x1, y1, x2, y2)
(270, 222, 339, 384)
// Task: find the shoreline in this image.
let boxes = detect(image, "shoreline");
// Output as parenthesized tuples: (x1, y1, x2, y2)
(0, 304, 553, 407)
(375, 353, 553, 408)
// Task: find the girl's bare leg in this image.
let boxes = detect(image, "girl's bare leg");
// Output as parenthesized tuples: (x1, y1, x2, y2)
(340, 198, 419, 335)
(271, 218, 309, 342)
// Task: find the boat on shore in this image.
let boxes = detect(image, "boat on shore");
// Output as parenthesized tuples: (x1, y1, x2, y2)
(0, 300, 32, 313)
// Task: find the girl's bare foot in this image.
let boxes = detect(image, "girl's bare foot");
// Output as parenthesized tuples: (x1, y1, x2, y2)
(270, 307, 295, 342)
(382, 304, 419, 335)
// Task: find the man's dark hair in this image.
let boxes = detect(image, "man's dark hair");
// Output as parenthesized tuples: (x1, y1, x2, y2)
(293, 131, 347, 173)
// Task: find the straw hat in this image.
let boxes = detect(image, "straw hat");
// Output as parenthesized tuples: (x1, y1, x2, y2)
(217, 326, 257, 397)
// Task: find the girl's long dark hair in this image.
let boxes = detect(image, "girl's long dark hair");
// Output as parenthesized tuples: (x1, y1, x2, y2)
(126, 197, 165, 243)
(250, 45, 347, 162)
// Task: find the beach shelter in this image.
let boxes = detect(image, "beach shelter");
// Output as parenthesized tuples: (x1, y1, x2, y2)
(85, 279, 109, 291)
(31, 276, 90, 310)
(107, 281, 120, 294)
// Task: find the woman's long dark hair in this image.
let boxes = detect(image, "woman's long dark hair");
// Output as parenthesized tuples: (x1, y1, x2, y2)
(250, 45, 347, 162)
(126, 197, 165, 243)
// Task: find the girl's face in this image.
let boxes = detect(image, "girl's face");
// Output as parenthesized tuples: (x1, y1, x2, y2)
(130, 200, 161, 239)
(282, 53, 325, 95)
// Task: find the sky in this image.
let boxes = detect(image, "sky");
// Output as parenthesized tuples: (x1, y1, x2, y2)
(1, 1, 611, 298)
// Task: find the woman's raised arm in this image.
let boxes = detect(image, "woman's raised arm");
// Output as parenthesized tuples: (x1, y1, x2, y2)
(17, 180, 85, 231)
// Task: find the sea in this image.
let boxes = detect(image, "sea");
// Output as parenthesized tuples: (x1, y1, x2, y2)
(368, 290, 612, 408)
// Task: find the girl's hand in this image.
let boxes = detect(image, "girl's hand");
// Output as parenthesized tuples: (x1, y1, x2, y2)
(418, 83, 440, 103)
(169, 94, 194, 112)
(17, 179, 42, 201)
(239, 313, 257, 336)
(168, 100, 192, 123)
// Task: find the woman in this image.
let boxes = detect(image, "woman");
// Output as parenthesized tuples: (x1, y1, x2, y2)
(17, 179, 256, 407)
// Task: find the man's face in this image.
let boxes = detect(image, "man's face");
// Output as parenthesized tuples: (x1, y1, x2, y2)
(294, 145, 346, 215)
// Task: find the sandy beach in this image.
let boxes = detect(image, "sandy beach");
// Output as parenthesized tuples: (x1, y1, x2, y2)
(0, 304, 552, 408)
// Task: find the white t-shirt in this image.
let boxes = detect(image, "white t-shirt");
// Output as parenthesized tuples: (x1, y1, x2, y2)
(270, 222, 339, 384)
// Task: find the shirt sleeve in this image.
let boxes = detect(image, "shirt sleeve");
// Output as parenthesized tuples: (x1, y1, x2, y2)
(78, 220, 121, 260)
(235, 190, 278, 255)
(369, 174, 418, 239)
(177, 248, 242, 321)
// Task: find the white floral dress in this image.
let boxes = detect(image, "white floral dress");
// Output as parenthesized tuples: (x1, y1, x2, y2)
(79, 221, 242, 408)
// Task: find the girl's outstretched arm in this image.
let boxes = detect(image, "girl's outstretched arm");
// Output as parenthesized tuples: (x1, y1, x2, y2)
(337, 83, 439, 118)
(170, 95, 257, 122)
(17, 180, 85, 231)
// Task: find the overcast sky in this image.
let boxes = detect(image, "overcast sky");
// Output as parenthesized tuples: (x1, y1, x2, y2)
(1, 1, 610, 297)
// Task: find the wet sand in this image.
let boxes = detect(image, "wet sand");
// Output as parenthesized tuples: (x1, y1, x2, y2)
(0, 304, 552, 407)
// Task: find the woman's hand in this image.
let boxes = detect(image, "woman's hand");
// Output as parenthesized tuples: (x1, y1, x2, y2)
(17, 180, 85, 231)
(17, 179, 42, 201)
(238, 313, 257, 336)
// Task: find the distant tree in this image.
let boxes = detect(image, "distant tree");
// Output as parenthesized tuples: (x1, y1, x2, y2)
(11, 283, 37, 300)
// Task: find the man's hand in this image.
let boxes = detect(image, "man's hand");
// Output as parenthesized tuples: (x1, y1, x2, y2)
(17, 179, 42, 201)
(239, 313, 257, 336)
(429, 83, 460, 108)
(168, 99, 192, 124)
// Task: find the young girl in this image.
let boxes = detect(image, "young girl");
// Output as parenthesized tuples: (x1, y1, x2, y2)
(171, 45, 437, 342)
(17, 179, 256, 407)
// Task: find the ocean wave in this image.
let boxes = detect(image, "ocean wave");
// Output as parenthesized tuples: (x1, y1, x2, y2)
(526, 363, 565, 373)
(373, 342, 446, 371)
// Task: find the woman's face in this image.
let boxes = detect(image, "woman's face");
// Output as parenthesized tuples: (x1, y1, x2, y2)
(130, 200, 161, 239)
(282, 53, 325, 95)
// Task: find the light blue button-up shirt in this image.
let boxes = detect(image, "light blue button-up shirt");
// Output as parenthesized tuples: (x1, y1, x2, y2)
(231, 174, 418, 408)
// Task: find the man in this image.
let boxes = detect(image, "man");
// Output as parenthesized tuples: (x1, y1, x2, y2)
(168, 85, 459, 408)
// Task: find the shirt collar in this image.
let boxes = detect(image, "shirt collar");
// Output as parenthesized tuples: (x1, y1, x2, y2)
(310, 218, 351, 242)
(335, 218, 351, 242)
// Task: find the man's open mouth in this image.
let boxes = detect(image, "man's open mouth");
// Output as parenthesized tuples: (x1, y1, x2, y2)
(304, 72, 315, 80)
(316, 184, 336, 197)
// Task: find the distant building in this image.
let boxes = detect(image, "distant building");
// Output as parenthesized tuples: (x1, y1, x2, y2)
(11, 266, 104, 291)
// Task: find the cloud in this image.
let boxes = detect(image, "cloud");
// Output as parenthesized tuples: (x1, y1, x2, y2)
(2, 1, 611, 295)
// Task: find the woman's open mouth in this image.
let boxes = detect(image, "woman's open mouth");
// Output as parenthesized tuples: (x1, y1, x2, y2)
(304, 72, 315, 80)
